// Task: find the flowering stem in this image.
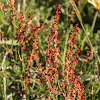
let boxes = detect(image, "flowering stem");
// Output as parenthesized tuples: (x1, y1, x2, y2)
(25, 85, 29, 100)
(22, 47, 29, 100)
(20, 41, 29, 99)
(92, 11, 98, 32)
(11, 17, 16, 51)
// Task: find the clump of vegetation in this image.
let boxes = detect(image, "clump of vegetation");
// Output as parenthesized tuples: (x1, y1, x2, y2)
(0, 0, 99, 100)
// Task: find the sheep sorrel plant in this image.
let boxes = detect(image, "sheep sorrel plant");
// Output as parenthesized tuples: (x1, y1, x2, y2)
(36, 5, 86, 100)
(1, 0, 98, 100)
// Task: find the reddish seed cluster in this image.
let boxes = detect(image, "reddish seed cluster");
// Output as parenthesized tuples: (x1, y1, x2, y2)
(13, 11, 32, 86)
(8, 0, 17, 19)
(29, 23, 43, 66)
(60, 24, 85, 100)
(47, 4, 60, 66)
(0, 2, 8, 14)
(36, 5, 61, 98)
(36, 5, 86, 100)
(97, 72, 99, 75)
(48, 4, 60, 46)
(23, 23, 43, 85)
(94, 78, 97, 83)
(14, 11, 32, 50)
(11, 7, 43, 86)
(66, 24, 79, 66)
(93, 71, 100, 84)
(94, 72, 100, 84)
(84, 51, 91, 63)
(3, 7, 8, 14)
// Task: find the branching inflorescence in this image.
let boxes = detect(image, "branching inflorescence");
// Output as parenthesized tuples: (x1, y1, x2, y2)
(36, 5, 85, 100)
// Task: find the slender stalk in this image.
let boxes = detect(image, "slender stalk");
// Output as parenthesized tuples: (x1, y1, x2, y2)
(21, 45, 24, 73)
(25, 85, 29, 100)
(3, 74, 6, 100)
(23, 0, 26, 10)
(80, 22, 100, 63)
(17, 1, 21, 13)
(11, 17, 16, 51)
(63, 32, 69, 63)
(62, 5, 69, 64)
(0, 51, 9, 100)
(92, 11, 98, 32)
(20, 41, 29, 100)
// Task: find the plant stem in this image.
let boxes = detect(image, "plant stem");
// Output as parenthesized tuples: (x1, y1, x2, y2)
(92, 11, 98, 32)
(23, 0, 26, 10)
(25, 85, 29, 100)
(11, 17, 16, 51)
(62, 4, 69, 66)
(21, 46, 24, 73)
(3, 74, 6, 100)
(63, 32, 69, 64)
(0, 51, 9, 100)
(80, 22, 100, 63)
(21, 43, 29, 100)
